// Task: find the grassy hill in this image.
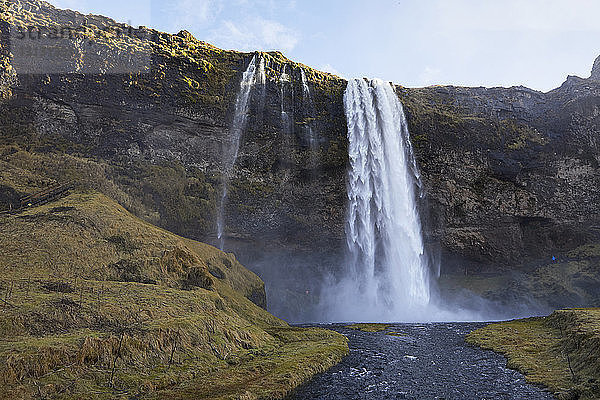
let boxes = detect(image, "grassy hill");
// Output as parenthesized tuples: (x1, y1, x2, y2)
(0, 190, 348, 399)
(467, 309, 600, 400)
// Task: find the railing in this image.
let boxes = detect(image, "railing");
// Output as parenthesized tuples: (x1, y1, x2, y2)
(1, 181, 76, 214)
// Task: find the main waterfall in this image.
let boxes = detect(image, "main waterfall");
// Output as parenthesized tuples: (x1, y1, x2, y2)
(323, 78, 431, 321)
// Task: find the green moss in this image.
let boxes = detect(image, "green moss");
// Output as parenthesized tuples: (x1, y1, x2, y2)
(567, 243, 600, 259)
(0, 105, 89, 155)
(322, 139, 348, 170)
(0, 144, 218, 239)
(438, 273, 511, 298)
(230, 178, 275, 196)
(439, 242, 600, 310)
(398, 87, 486, 136)
(501, 119, 547, 151)
(226, 177, 277, 219)
(180, 76, 200, 90)
(466, 318, 570, 392)
(410, 133, 429, 150)
(135, 162, 218, 236)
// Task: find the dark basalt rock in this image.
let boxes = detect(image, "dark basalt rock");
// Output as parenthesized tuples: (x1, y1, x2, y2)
(591, 55, 600, 80)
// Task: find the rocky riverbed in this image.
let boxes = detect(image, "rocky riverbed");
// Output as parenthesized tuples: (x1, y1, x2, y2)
(290, 322, 555, 400)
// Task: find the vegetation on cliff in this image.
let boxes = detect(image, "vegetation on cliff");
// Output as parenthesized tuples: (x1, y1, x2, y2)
(467, 309, 600, 400)
(0, 0, 348, 245)
(0, 143, 221, 240)
(438, 240, 600, 313)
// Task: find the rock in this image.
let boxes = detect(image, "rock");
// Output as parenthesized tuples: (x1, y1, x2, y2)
(176, 29, 196, 41)
(591, 54, 600, 80)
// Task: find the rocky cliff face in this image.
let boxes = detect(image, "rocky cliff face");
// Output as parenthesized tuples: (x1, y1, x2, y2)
(2, 0, 599, 320)
(401, 80, 600, 271)
(591, 55, 600, 81)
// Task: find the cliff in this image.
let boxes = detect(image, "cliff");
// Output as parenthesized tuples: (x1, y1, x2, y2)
(1, 0, 599, 320)
(401, 78, 600, 313)
(591, 55, 600, 81)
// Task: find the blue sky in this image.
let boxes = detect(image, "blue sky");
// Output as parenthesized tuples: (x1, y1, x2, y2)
(51, 0, 600, 91)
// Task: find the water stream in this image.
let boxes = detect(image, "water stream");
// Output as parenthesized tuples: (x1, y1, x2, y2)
(301, 68, 318, 169)
(278, 64, 294, 181)
(289, 323, 554, 400)
(323, 78, 431, 321)
(216, 55, 260, 250)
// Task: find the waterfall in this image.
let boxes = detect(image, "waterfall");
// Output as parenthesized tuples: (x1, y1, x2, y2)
(301, 68, 318, 168)
(278, 64, 293, 180)
(216, 55, 259, 250)
(256, 56, 266, 116)
(279, 64, 292, 134)
(324, 78, 431, 321)
(301, 69, 310, 94)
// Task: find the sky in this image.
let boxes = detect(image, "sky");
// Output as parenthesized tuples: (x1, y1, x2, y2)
(50, 0, 600, 92)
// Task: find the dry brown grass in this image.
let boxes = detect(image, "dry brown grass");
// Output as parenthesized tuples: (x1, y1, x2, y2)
(467, 309, 600, 400)
(0, 191, 347, 399)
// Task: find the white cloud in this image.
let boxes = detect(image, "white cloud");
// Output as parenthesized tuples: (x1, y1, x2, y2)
(50, 0, 152, 27)
(163, 0, 221, 32)
(232, 0, 296, 13)
(418, 66, 442, 86)
(51, 0, 89, 10)
(209, 16, 298, 52)
(434, 0, 600, 32)
(319, 64, 344, 78)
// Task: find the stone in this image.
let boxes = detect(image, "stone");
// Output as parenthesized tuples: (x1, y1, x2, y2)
(591, 55, 600, 80)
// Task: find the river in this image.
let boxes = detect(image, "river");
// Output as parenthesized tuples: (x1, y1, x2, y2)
(289, 322, 554, 400)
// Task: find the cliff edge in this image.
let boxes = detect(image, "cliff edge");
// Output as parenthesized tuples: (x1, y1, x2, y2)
(591, 55, 600, 80)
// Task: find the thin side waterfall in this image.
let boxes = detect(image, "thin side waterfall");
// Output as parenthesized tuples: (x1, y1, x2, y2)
(256, 56, 266, 117)
(279, 64, 292, 134)
(301, 68, 318, 168)
(278, 64, 293, 180)
(323, 78, 431, 321)
(216, 55, 259, 250)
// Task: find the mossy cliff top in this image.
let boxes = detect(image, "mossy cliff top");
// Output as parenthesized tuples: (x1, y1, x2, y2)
(0, 190, 348, 399)
(1, 0, 345, 113)
(467, 308, 600, 400)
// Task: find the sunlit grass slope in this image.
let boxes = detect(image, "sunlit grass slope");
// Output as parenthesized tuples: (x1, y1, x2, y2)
(0, 191, 348, 399)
